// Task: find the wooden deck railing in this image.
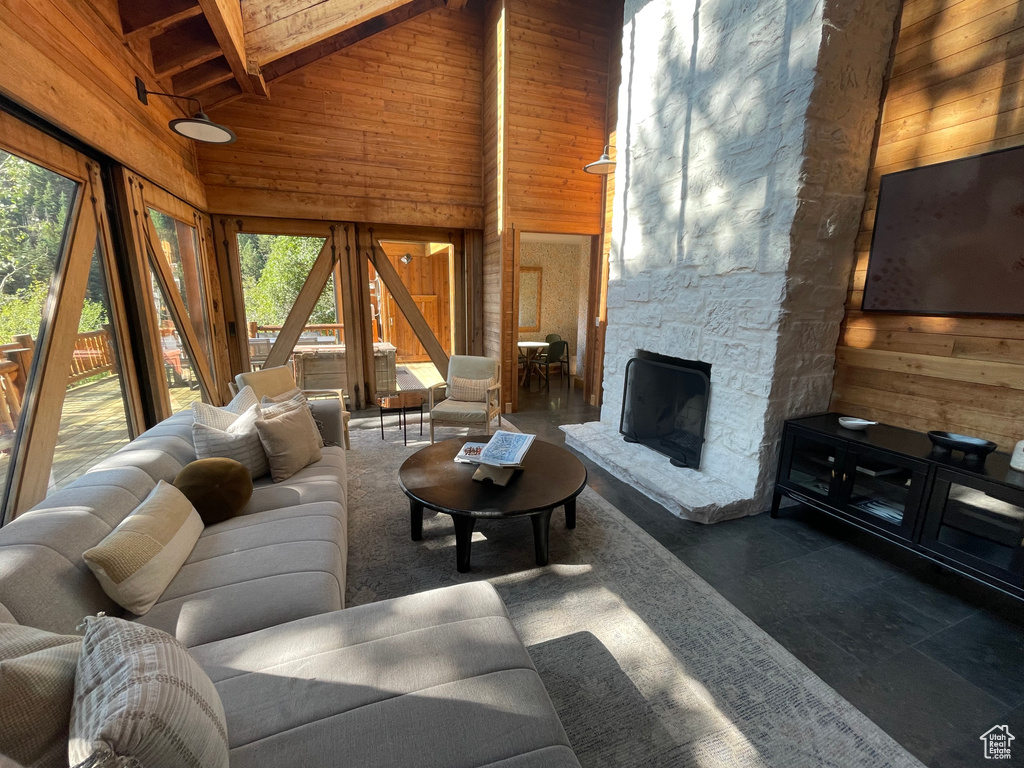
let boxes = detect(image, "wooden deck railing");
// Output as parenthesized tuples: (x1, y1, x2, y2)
(248, 322, 345, 343)
(0, 328, 117, 435)
(69, 328, 116, 384)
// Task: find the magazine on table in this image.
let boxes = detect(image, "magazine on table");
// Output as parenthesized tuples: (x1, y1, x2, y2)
(477, 430, 536, 467)
(454, 442, 488, 464)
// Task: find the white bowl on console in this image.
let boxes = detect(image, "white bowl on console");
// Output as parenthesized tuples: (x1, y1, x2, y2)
(838, 416, 877, 431)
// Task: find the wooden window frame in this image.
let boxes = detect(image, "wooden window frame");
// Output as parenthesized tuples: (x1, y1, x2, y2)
(0, 113, 144, 520)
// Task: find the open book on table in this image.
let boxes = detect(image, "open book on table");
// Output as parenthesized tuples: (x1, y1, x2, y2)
(476, 430, 536, 467)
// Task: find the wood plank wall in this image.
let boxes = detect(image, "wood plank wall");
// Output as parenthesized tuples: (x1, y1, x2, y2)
(0, 0, 207, 207)
(830, 0, 1024, 450)
(482, 0, 613, 407)
(198, 5, 484, 228)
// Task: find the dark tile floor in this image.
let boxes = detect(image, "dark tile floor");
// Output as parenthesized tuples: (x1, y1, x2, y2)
(507, 379, 1024, 768)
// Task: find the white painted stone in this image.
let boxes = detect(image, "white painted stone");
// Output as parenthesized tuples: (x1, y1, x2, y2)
(569, 0, 900, 523)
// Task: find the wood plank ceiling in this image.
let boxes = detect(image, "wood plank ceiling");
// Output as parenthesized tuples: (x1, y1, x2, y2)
(114, 0, 469, 112)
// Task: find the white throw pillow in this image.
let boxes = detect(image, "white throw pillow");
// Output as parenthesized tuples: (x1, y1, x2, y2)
(192, 402, 270, 479)
(69, 616, 229, 768)
(191, 386, 259, 430)
(82, 481, 203, 616)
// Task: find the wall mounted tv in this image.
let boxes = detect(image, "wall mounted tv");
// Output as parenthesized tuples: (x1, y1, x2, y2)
(863, 145, 1024, 317)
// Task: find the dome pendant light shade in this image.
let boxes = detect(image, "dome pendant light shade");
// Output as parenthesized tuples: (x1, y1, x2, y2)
(584, 145, 616, 175)
(169, 112, 237, 144)
(135, 78, 237, 145)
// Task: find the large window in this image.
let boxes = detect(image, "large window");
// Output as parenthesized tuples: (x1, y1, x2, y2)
(148, 209, 211, 409)
(50, 243, 133, 491)
(237, 233, 340, 369)
(0, 134, 134, 517)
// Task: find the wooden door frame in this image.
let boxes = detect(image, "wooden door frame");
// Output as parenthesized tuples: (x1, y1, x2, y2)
(508, 228, 599, 413)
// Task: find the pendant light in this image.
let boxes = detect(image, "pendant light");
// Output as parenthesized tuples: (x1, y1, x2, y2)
(135, 78, 237, 145)
(584, 145, 616, 175)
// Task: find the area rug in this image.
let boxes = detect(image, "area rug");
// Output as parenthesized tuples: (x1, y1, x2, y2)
(345, 419, 924, 768)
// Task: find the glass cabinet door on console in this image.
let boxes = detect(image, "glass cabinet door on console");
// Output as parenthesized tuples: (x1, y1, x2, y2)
(777, 429, 846, 505)
(921, 471, 1024, 587)
(836, 445, 928, 540)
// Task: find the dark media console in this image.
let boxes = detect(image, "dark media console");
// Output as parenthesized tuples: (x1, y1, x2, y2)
(773, 413, 1024, 598)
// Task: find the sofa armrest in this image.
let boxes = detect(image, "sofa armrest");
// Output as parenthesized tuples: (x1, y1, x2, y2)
(309, 398, 344, 447)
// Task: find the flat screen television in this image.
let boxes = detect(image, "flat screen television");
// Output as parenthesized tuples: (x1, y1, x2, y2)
(864, 145, 1024, 316)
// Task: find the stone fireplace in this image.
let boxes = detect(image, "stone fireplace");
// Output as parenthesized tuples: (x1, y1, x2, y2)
(563, 0, 901, 523)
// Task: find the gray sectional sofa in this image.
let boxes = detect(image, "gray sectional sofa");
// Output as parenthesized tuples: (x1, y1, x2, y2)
(0, 403, 580, 767)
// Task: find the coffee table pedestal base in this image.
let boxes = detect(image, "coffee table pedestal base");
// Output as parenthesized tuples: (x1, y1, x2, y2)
(409, 500, 575, 572)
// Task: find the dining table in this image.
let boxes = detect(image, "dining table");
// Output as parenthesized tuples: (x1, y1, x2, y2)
(517, 340, 548, 386)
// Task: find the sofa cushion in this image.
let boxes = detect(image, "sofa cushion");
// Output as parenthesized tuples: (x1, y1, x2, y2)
(0, 602, 15, 623)
(256, 406, 323, 482)
(190, 583, 576, 768)
(135, 502, 346, 646)
(431, 397, 489, 423)
(244, 447, 346, 514)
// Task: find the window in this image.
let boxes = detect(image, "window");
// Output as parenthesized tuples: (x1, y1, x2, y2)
(237, 233, 340, 369)
(0, 148, 79, 505)
(50, 243, 133, 491)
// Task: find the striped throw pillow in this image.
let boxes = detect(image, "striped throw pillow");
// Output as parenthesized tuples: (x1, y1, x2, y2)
(451, 376, 494, 403)
(82, 481, 203, 616)
(70, 616, 228, 768)
(192, 403, 270, 479)
(0, 624, 81, 768)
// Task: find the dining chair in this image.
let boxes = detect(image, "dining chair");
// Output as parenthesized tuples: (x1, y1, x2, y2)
(545, 333, 562, 343)
(539, 340, 569, 386)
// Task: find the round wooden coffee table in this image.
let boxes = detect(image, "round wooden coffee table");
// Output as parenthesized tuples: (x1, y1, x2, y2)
(399, 436, 587, 572)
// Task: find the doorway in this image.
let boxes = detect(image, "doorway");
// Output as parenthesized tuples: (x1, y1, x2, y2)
(372, 240, 455, 389)
(515, 233, 593, 410)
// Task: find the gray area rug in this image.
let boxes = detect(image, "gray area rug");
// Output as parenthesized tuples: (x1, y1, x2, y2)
(346, 419, 924, 768)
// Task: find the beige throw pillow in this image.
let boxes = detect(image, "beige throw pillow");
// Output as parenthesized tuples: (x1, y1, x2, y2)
(0, 624, 81, 768)
(192, 402, 270, 479)
(255, 406, 323, 482)
(70, 616, 229, 768)
(261, 391, 324, 448)
(451, 376, 494, 403)
(82, 481, 203, 616)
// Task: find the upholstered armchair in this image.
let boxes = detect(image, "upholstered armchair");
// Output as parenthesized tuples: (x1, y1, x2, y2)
(234, 365, 351, 449)
(428, 356, 502, 444)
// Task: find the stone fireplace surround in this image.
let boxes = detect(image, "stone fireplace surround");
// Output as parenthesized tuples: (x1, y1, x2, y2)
(563, 0, 901, 523)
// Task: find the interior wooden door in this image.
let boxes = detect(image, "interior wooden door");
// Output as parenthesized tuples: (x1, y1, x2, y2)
(386, 294, 439, 362)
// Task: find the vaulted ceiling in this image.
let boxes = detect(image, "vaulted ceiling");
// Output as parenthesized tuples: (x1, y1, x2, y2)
(116, 0, 470, 110)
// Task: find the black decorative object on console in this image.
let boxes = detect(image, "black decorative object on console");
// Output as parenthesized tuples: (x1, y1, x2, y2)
(620, 352, 710, 469)
(927, 431, 998, 465)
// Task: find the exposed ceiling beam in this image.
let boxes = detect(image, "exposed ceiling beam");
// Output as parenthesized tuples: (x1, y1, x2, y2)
(202, 0, 446, 110)
(197, 0, 255, 95)
(243, 0, 417, 65)
(260, 0, 443, 84)
(121, 0, 203, 41)
(247, 60, 270, 99)
(446, 0, 469, 9)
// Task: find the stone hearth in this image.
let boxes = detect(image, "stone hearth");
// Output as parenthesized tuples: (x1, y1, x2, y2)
(564, 0, 900, 523)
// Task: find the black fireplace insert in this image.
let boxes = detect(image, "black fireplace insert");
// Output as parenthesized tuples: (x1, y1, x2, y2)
(619, 354, 710, 469)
